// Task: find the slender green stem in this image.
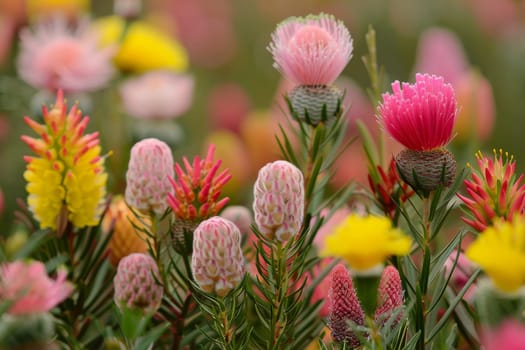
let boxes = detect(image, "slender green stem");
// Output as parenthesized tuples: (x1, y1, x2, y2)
(417, 196, 433, 350)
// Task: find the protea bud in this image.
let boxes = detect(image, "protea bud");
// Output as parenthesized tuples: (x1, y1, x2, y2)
(288, 85, 343, 125)
(253, 160, 304, 242)
(125, 138, 174, 216)
(113, 253, 163, 314)
(395, 148, 456, 193)
(328, 263, 365, 347)
(101, 196, 151, 267)
(191, 217, 245, 297)
(375, 265, 404, 327)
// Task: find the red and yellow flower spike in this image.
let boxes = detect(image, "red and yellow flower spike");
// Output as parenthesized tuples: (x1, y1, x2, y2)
(458, 149, 525, 232)
(22, 90, 108, 230)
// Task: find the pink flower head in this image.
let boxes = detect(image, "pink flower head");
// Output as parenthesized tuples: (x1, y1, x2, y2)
(17, 17, 115, 93)
(268, 13, 353, 85)
(192, 216, 245, 296)
(167, 144, 231, 221)
(253, 160, 304, 242)
(0, 260, 73, 315)
(379, 73, 457, 151)
(328, 263, 365, 346)
(458, 149, 525, 232)
(125, 138, 174, 216)
(482, 320, 525, 350)
(375, 265, 404, 326)
(120, 71, 194, 120)
(114, 253, 163, 314)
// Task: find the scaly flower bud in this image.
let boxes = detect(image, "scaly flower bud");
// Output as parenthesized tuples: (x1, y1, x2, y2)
(191, 217, 245, 297)
(114, 253, 163, 314)
(375, 265, 404, 327)
(125, 138, 174, 216)
(288, 84, 343, 125)
(22, 90, 108, 230)
(253, 160, 305, 242)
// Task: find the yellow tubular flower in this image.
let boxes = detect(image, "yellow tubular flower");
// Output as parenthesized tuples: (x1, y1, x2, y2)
(94, 16, 188, 73)
(466, 217, 525, 293)
(321, 214, 412, 271)
(22, 90, 108, 230)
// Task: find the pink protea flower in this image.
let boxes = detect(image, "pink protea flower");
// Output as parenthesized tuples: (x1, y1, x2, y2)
(120, 71, 194, 120)
(167, 144, 231, 222)
(17, 17, 115, 93)
(482, 320, 525, 350)
(458, 149, 525, 232)
(375, 265, 404, 326)
(328, 263, 365, 347)
(114, 253, 163, 314)
(0, 261, 73, 315)
(253, 160, 304, 242)
(379, 73, 457, 151)
(192, 216, 245, 296)
(125, 138, 174, 216)
(268, 13, 353, 85)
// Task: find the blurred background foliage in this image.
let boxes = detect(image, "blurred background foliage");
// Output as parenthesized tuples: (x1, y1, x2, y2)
(1, 0, 525, 232)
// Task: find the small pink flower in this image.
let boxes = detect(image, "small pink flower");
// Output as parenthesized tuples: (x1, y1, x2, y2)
(375, 265, 404, 326)
(328, 263, 365, 346)
(125, 138, 174, 216)
(268, 13, 353, 85)
(0, 261, 73, 315)
(17, 17, 115, 93)
(482, 320, 525, 350)
(192, 216, 245, 296)
(253, 160, 304, 242)
(120, 71, 194, 120)
(379, 73, 457, 151)
(114, 253, 163, 314)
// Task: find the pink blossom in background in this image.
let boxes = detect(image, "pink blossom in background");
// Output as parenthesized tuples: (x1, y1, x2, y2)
(313, 207, 351, 252)
(0, 261, 73, 315)
(120, 71, 194, 120)
(268, 13, 353, 85)
(337, 77, 376, 138)
(379, 73, 457, 151)
(462, 0, 520, 38)
(482, 320, 525, 350)
(17, 17, 115, 93)
(208, 83, 252, 133)
(413, 28, 469, 84)
(308, 258, 335, 318)
(444, 250, 477, 302)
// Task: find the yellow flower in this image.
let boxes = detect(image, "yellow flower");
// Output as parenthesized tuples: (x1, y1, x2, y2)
(27, 0, 89, 20)
(321, 214, 411, 271)
(94, 16, 188, 73)
(466, 217, 525, 293)
(22, 90, 108, 230)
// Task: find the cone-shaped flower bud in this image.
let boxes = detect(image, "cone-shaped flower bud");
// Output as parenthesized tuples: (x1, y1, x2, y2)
(375, 265, 404, 327)
(253, 160, 305, 242)
(125, 138, 174, 216)
(458, 149, 525, 232)
(21, 89, 108, 230)
(328, 263, 365, 347)
(395, 148, 456, 193)
(114, 253, 163, 314)
(102, 196, 152, 266)
(191, 217, 245, 297)
(288, 84, 343, 125)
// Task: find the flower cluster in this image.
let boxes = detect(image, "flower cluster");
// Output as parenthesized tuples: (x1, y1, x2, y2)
(22, 90, 108, 230)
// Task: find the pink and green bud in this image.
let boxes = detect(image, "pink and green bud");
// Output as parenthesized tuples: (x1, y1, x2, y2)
(113, 253, 163, 314)
(191, 217, 245, 297)
(125, 138, 174, 216)
(253, 160, 305, 242)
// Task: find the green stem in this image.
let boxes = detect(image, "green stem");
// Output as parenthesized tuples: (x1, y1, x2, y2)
(269, 242, 288, 350)
(417, 196, 433, 350)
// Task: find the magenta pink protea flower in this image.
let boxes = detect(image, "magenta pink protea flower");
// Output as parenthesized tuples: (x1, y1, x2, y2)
(482, 320, 525, 350)
(268, 13, 353, 85)
(0, 261, 73, 315)
(379, 73, 457, 151)
(192, 216, 245, 296)
(114, 253, 163, 314)
(253, 160, 304, 242)
(125, 138, 174, 216)
(17, 17, 115, 93)
(328, 263, 365, 346)
(120, 71, 194, 120)
(375, 265, 404, 326)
